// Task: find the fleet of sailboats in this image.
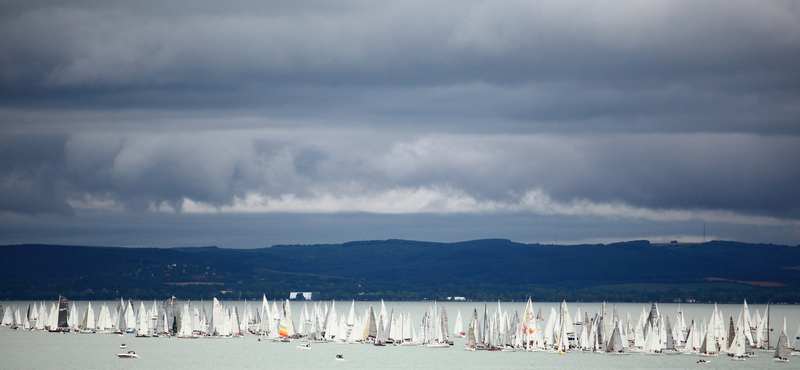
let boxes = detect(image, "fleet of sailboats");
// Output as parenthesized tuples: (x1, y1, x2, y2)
(0, 295, 797, 363)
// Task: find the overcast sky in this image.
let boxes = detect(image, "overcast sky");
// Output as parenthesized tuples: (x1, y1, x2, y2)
(1, 0, 799, 247)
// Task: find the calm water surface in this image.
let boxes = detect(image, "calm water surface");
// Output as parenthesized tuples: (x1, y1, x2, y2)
(2, 301, 797, 370)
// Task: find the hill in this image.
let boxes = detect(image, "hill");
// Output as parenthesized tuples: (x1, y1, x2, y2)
(1, 240, 798, 303)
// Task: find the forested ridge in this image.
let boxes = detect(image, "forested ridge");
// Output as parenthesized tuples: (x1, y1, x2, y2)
(2, 240, 798, 303)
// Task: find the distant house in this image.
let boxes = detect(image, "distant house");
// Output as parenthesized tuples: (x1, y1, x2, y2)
(289, 292, 319, 300)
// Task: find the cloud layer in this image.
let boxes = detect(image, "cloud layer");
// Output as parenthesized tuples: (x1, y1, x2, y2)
(1, 1, 799, 246)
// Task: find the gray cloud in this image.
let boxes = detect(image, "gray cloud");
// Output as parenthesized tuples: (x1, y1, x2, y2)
(1, 1, 798, 133)
(2, 130, 798, 219)
(1, 1, 799, 246)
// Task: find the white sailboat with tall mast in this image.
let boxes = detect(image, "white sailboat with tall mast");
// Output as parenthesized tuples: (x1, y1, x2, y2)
(774, 316, 789, 362)
(454, 309, 464, 338)
(80, 302, 96, 333)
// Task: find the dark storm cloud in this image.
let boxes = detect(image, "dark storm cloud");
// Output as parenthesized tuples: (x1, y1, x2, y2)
(1, 1, 799, 246)
(1, 1, 798, 133)
(0, 134, 72, 215)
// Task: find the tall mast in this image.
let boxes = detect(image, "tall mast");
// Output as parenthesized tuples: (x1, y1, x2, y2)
(766, 301, 770, 349)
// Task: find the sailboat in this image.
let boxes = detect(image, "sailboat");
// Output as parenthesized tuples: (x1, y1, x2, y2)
(606, 326, 627, 354)
(34, 303, 47, 331)
(755, 302, 771, 351)
(50, 296, 69, 332)
(662, 316, 680, 354)
(374, 314, 386, 346)
(363, 306, 377, 342)
(454, 309, 464, 338)
(276, 301, 292, 342)
(732, 316, 746, 361)
(177, 303, 197, 338)
(465, 309, 478, 351)
(80, 302, 96, 333)
(791, 323, 800, 356)
(135, 302, 150, 337)
(698, 308, 717, 356)
(773, 316, 790, 362)
(643, 323, 662, 355)
(124, 300, 136, 333)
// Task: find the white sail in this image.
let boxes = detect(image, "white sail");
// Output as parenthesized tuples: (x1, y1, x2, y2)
(323, 300, 337, 340)
(34, 303, 47, 330)
(30, 302, 38, 321)
(733, 322, 745, 358)
(792, 323, 800, 351)
(178, 304, 194, 338)
(543, 307, 556, 347)
(124, 301, 136, 332)
(21, 312, 30, 330)
(337, 312, 348, 342)
(347, 300, 356, 327)
(741, 300, 755, 345)
(209, 298, 221, 335)
(577, 317, 589, 350)
(683, 320, 696, 354)
(103, 303, 114, 332)
(230, 307, 242, 336)
(283, 300, 295, 337)
(136, 302, 149, 336)
(562, 300, 574, 340)
(347, 313, 360, 343)
(774, 319, 790, 361)
(258, 295, 270, 334)
(701, 308, 717, 355)
(270, 301, 280, 336)
(48, 303, 58, 329)
(454, 309, 464, 338)
(644, 323, 661, 354)
(95, 304, 107, 332)
(755, 303, 769, 349)
(297, 305, 307, 336)
(380, 300, 388, 331)
(81, 302, 96, 332)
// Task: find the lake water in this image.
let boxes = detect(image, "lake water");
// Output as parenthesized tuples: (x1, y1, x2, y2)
(2, 300, 798, 370)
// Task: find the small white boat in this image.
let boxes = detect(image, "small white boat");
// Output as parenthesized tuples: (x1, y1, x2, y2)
(335, 355, 344, 361)
(296, 343, 311, 350)
(119, 343, 126, 349)
(117, 351, 138, 359)
(696, 359, 710, 364)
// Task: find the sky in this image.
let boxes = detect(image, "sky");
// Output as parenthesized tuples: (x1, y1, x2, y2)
(1, 0, 799, 248)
